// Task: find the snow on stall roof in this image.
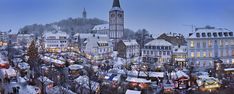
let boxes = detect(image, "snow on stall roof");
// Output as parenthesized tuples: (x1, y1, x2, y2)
(19, 85, 40, 94)
(74, 76, 100, 91)
(126, 70, 164, 78)
(125, 89, 141, 94)
(18, 63, 30, 70)
(38, 76, 53, 85)
(42, 56, 65, 65)
(68, 64, 84, 70)
(47, 86, 76, 94)
(0, 59, 8, 64)
(175, 71, 189, 79)
(0, 67, 16, 77)
(224, 68, 234, 71)
(126, 77, 151, 83)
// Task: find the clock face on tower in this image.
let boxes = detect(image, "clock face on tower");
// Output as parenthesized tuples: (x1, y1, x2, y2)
(118, 14, 123, 18)
(111, 14, 115, 17)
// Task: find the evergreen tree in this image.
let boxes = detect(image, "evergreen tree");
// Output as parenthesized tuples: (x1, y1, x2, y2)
(27, 40, 39, 69)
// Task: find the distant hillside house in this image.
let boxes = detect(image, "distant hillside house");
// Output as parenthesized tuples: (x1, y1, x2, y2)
(17, 34, 35, 47)
(8, 34, 17, 44)
(117, 40, 140, 59)
(0, 32, 8, 46)
(43, 31, 69, 53)
(142, 39, 173, 66)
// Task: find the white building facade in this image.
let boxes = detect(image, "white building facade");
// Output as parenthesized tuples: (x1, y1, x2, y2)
(82, 34, 113, 60)
(17, 34, 35, 47)
(117, 40, 140, 59)
(142, 39, 173, 66)
(187, 27, 234, 69)
(43, 31, 69, 52)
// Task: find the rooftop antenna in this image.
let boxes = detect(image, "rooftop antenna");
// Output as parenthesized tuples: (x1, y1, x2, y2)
(183, 24, 196, 33)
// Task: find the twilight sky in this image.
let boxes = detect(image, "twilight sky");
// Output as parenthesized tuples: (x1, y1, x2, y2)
(0, 0, 233, 35)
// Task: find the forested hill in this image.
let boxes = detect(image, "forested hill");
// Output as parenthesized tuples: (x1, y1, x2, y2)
(18, 17, 107, 36)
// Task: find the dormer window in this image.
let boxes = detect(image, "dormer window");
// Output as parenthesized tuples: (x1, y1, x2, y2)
(207, 33, 211, 37)
(229, 32, 233, 36)
(224, 32, 228, 37)
(196, 33, 200, 37)
(213, 33, 217, 37)
(202, 33, 206, 37)
(218, 32, 223, 37)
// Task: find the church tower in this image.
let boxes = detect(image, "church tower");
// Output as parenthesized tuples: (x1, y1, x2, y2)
(82, 8, 87, 19)
(109, 0, 124, 50)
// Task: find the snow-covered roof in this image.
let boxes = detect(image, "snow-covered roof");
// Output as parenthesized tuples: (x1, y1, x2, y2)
(74, 76, 100, 91)
(42, 56, 65, 65)
(125, 89, 141, 94)
(92, 24, 109, 31)
(224, 68, 234, 71)
(68, 64, 84, 70)
(47, 86, 76, 94)
(38, 76, 53, 85)
(188, 27, 233, 39)
(175, 71, 189, 79)
(122, 40, 139, 46)
(173, 45, 187, 54)
(145, 39, 172, 46)
(0, 67, 17, 77)
(18, 63, 30, 70)
(125, 70, 164, 78)
(19, 85, 40, 94)
(44, 31, 69, 39)
(126, 77, 151, 83)
(0, 59, 8, 64)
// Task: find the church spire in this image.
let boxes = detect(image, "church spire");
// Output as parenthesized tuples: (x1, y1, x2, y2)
(112, 0, 121, 8)
(82, 8, 87, 19)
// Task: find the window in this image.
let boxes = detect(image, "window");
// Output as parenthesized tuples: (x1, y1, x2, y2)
(229, 32, 233, 36)
(167, 51, 170, 55)
(203, 41, 206, 48)
(197, 42, 200, 48)
(209, 51, 212, 57)
(218, 32, 223, 37)
(220, 40, 224, 47)
(163, 51, 166, 55)
(196, 33, 200, 37)
(208, 40, 212, 47)
(203, 52, 206, 58)
(207, 33, 211, 37)
(225, 40, 229, 46)
(226, 49, 229, 56)
(202, 33, 206, 37)
(197, 52, 200, 58)
(213, 33, 217, 37)
(232, 50, 234, 56)
(220, 50, 223, 57)
(191, 52, 195, 58)
(224, 32, 228, 37)
(190, 41, 194, 48)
